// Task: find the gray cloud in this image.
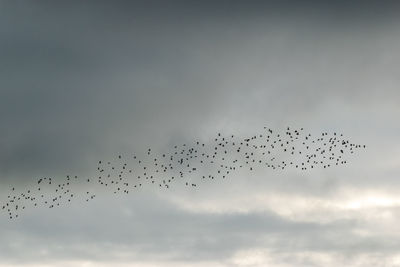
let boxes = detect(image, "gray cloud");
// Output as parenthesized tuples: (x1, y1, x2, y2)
(1, 193, 397, 266)
(1, 1, 400, 266)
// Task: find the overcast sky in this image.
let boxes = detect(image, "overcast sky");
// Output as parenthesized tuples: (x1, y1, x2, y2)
(1, 1, 400, 266)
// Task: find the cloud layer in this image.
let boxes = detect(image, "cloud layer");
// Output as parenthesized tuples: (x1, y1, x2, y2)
(1, 1, 400, 266)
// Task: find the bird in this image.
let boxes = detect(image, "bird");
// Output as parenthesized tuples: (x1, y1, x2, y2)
(1, 127, 366, 220)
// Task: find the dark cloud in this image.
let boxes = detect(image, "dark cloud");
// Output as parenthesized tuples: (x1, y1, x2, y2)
(2, 0, 399, 182)
(1, 1, 400, 266)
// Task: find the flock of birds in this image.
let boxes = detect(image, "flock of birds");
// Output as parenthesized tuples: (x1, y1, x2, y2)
(1, 127, 366, 219)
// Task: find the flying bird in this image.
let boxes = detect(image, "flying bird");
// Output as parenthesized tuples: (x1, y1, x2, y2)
(1, 127, 366, 220)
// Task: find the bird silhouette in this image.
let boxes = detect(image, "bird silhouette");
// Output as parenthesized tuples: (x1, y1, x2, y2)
(1, 127, 366, 220)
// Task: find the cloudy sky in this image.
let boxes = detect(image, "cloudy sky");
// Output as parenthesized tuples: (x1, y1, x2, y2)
(1, 1, 400, 266)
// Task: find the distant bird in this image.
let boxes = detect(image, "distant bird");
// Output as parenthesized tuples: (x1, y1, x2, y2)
(1, 127, 366, 220)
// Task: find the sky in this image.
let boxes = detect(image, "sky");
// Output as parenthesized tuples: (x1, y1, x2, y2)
(1, 1, 400, 266)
